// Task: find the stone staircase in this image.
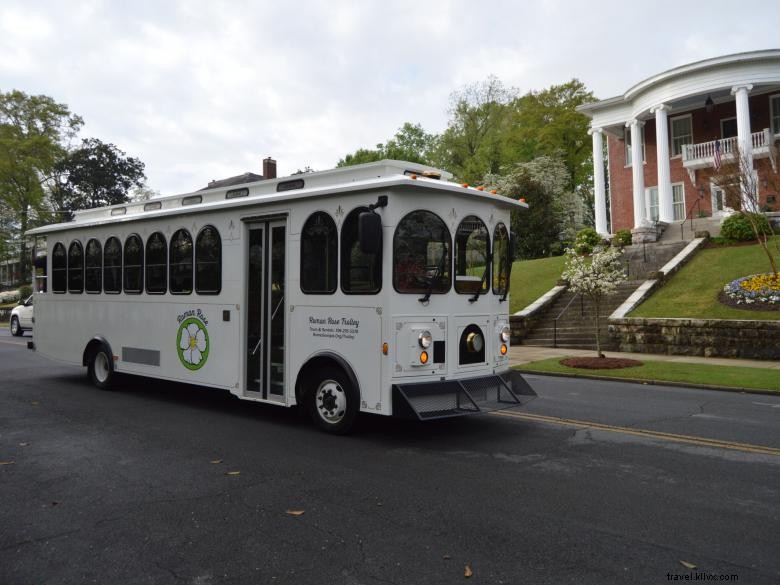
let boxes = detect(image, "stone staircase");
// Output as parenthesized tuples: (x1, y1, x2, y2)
(657, 216, 722, 243)
(520, 240, 689, 350)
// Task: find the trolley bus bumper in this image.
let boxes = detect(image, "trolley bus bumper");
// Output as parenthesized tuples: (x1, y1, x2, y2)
(392, 370, 536, 421)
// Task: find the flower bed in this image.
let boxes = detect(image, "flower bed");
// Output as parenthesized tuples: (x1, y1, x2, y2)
(722, 273, 780, 306)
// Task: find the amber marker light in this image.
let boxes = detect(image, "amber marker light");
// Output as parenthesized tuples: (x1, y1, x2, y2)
(490, 189, 497, 194)
(519, 197, 526, 203)
(500, 344, 508, 356)
(476, 186, 484, 191)
(461, 183, 469, 188)
(382, 342, 389, 355)
(420, 351, 429, 364)
(410, 174, 417, 180)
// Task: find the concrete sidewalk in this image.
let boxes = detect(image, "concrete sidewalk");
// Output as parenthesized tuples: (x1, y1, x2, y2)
(510, 345, 780, 370)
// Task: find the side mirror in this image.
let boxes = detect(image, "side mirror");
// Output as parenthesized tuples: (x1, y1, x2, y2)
(358, 211, 382, 255)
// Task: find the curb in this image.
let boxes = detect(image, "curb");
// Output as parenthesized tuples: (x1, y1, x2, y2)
(515, 369, 780, 396)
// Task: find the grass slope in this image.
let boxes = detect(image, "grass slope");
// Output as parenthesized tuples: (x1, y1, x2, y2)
(509, 255, 566, 314)
(516, 358, 780, 392)
(630, 236, 780, 320)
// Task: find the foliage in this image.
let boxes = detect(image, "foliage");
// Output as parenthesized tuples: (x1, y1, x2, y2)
(0, 90, 83, 281)
(18, 284, 32, 300)
(487, 154, 574, 259)
(50, 138, 146, 220)
(612, 228, 632, 247)
(562, 245, 626, 355)
(573, 227, 602, 255)
(720, 212, 773, 242)
(338, 123, 438, 168)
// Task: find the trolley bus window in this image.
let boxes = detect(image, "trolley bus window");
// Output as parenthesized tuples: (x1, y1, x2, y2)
(492, 223, 509, 296)
(454, 216, 489, 295)
(52, 243, 66, 293)
(170, 229, 193, 294)
(123, 234, 143, 294)
(341, 207, 381, 294)
(393, 210, 451, 294)
(195, 226, 221, 294)
(85, 238, 102, 293)
(67, 240, 84, 294)
(104, 237, 122, 293)
(33, 236, 47, 293)
(146, 232, 167, 294)
(301, 212, 337, 294)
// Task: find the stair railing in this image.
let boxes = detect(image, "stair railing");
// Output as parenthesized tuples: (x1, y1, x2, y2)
(681, 198, 707, 239)
(552, 291, 582, 348)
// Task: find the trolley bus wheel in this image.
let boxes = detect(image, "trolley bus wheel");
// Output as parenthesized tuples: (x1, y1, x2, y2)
(305, 366, 359, 434)
(10, 316, 22, 337)
(88, 346, 114, 390)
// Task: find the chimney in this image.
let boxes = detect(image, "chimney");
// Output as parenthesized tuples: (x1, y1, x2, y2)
(263, 157, 277, 180)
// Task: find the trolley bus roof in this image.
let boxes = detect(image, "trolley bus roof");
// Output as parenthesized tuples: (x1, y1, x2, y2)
(27, 160, 527, 235)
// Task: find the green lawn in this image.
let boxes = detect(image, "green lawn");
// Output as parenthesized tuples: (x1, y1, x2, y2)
(509, 255, 567, 313)
(630, 236, 780, 320)
(516, 358, 780, 392)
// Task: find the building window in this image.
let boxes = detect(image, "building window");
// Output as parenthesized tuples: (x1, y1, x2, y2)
(392, 210, 451, 294)
(170, 229, 193, 294)
(624, 125, 645, 166)
(646, 187, 659, 222)
(301, 212, 338, 294)
(123, 234, 143, 294)
(454, 215, 489, 295)
(341, 207, 381, 294)
(104, 237, 122, 293)
(52, 243, 67, 293)
(195, 225, 221, 294)
(85, 238, 102, 293)
(672, 184, 685, 221)
(67, 241, 84, 293)
(771, 95, 780, 136)
(671, 115, 693, 156)
(146, 232, 167, 294)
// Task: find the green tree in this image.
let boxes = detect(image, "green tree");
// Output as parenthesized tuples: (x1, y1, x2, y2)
(0, 90, 83, 281)
(337, 123, 437, 167)
(50, 138, 146, 220)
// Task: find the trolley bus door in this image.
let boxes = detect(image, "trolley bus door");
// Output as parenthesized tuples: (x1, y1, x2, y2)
(246, 220, 286, 403)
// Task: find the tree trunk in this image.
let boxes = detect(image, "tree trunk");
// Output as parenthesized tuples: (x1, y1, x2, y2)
(593, 294, 602, 357)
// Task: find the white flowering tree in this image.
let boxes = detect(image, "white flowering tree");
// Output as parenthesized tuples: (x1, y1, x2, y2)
(562, 245, 627, 357)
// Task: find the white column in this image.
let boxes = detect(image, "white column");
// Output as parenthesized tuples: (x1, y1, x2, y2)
(651, 104, 674, 223)
(731, 84, 754, 203)
(628, 119, 646, 228)
(589, 127, 609, 236)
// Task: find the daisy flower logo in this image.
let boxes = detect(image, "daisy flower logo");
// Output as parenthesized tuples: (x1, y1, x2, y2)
(176, 317, 210, 370)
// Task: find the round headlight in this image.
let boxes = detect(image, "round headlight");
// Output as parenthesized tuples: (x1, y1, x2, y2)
(500, 325, 511, 343)
(418, 330, 432, 349)
(466, 331, 484, 353)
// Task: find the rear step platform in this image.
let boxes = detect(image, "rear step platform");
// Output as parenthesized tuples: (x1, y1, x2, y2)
(392, 371, 536, 421)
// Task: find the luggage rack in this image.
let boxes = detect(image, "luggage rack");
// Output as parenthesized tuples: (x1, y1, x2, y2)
(392, 370, 536, 421)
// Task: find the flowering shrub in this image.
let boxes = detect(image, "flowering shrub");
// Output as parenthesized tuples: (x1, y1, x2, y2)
(574, 227, 602, 255)
(723, 273, 780, 304)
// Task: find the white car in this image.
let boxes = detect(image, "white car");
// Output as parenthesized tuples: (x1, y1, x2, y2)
(10, 295, 33, 336)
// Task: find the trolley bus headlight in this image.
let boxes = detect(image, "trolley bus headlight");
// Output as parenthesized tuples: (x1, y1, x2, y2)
(500, 325, 511, 343)
(418, 330, 432, 349)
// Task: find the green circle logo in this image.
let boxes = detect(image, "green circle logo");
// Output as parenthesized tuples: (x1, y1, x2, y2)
(177, 317, 210, 370)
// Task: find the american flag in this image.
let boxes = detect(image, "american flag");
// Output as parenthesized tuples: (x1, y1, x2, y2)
(713, 139, 722, 172)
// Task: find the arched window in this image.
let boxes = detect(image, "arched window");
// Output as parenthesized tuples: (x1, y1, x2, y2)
(454, 215, 489, 295)
(492, 223, 510, 296)
(393, 210, 451, 294)
(341, 207, 381, 294)
(67, 240, 84, 293)
(301, 212, 337, 294)
(195, 225, 221, 294)
(123, 234, 143, 294)
(146, 232, 167, 294)
(52, 243, 67, 293)
(170, 229, 193, 294)
(103, 237, 122, 293)
(85, 238, 102, 293)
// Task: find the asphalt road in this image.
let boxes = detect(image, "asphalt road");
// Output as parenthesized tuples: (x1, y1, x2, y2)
(1, 328, 779, 585)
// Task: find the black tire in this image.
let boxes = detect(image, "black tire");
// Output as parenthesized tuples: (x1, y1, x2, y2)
(10, 316, 22, 337)
(88, 345, 114, 390)
(304, 365, 359, 434)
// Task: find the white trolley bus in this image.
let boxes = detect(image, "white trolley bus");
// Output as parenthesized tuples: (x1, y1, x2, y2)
(27, 160, 535, 433)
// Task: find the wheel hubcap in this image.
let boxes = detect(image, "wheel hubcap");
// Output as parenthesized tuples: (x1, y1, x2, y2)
(94, 352, 110, 383)
(11, 319, 18, 334)
(315, 379, 346, 424)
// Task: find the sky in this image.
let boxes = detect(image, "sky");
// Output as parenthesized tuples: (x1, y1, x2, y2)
(1, 0, 777, 195)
